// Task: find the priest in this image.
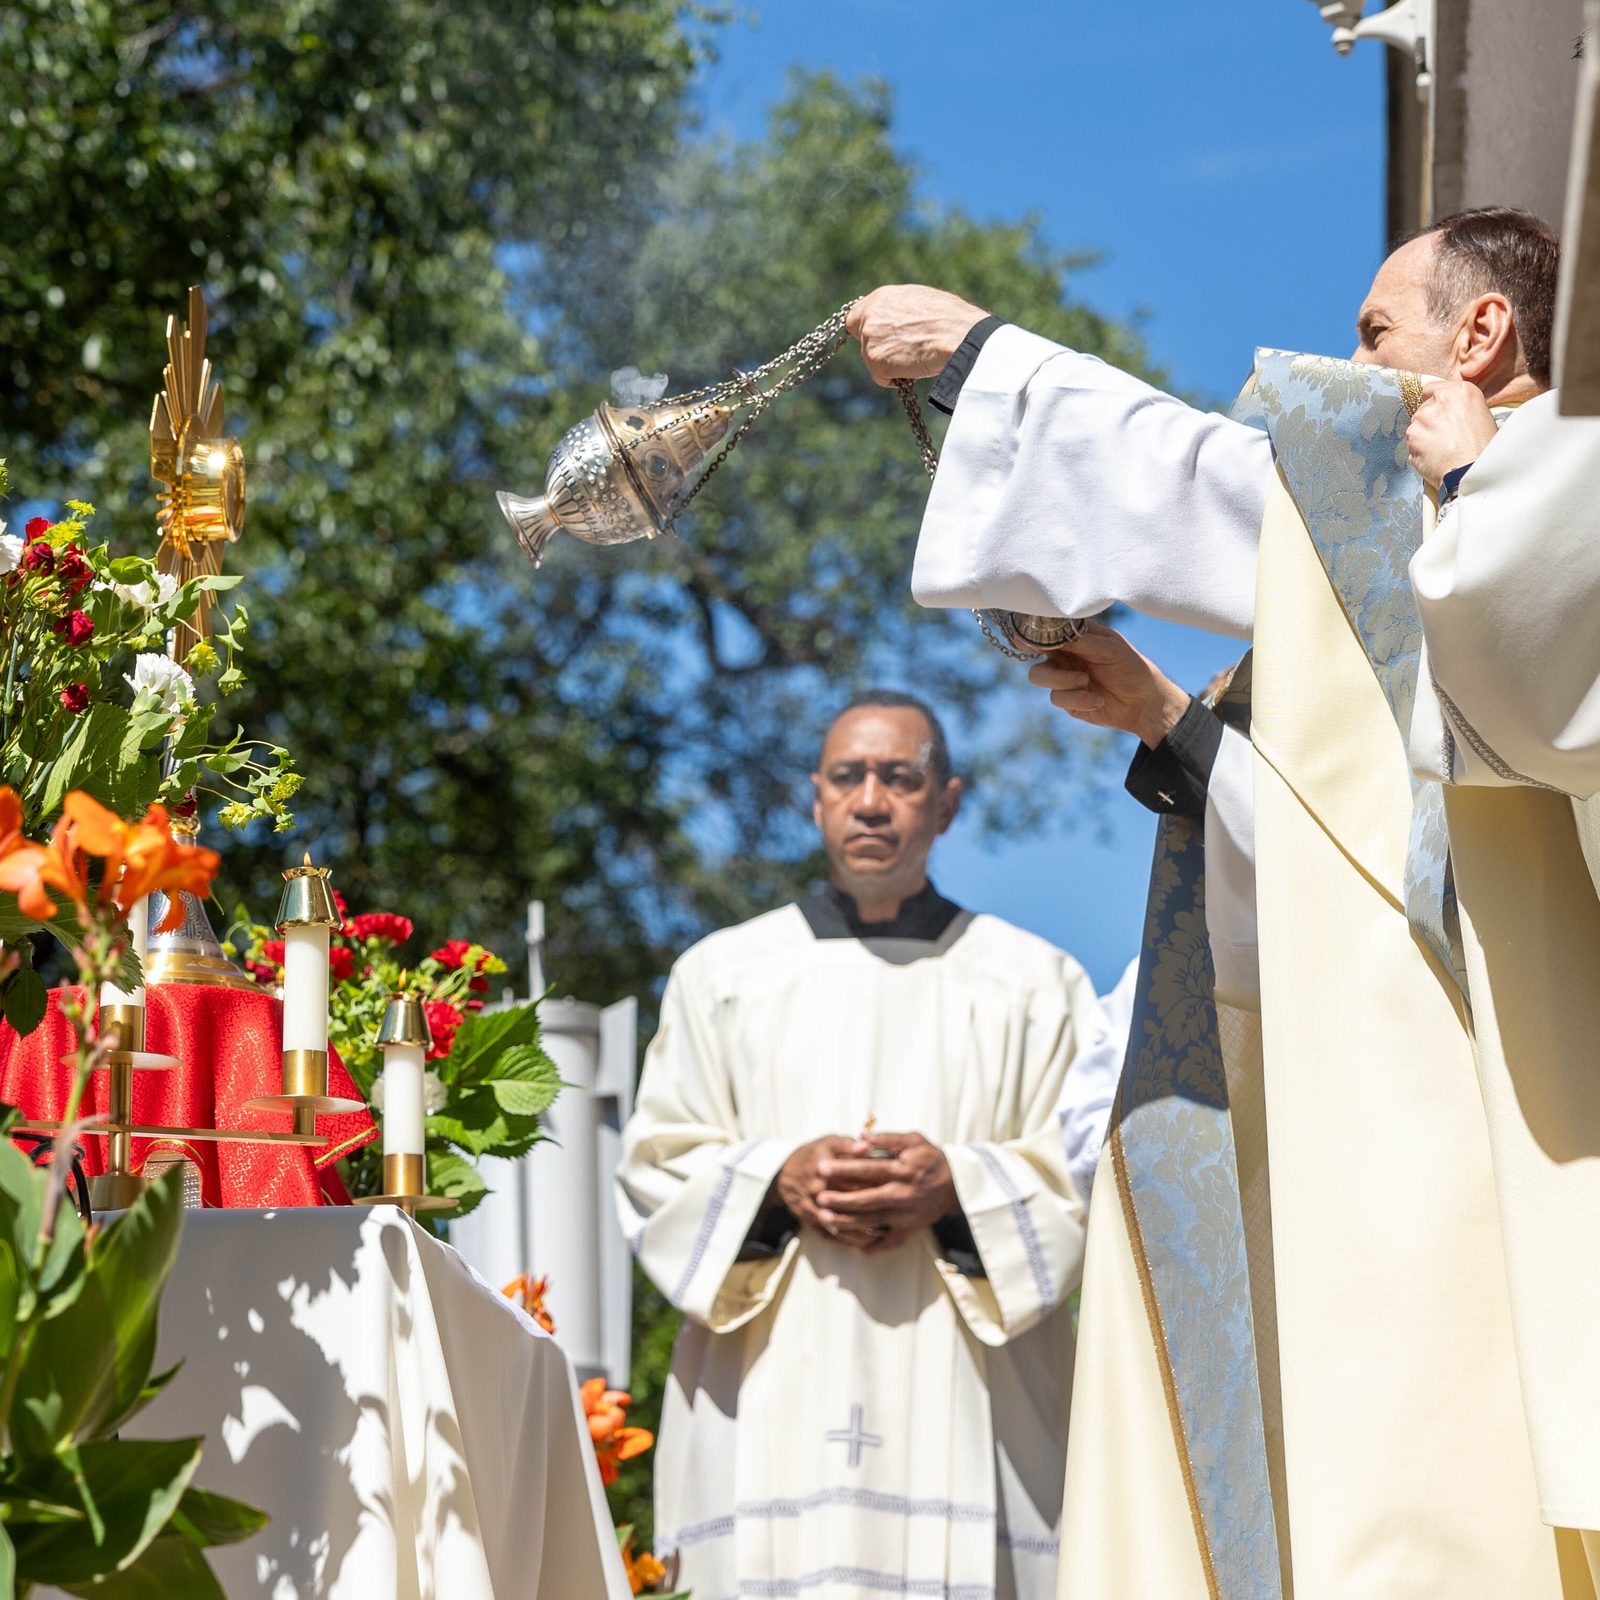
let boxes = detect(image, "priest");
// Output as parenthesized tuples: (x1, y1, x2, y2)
(617, 689, 1100, 1600)
(848, 208, 1586, 1598)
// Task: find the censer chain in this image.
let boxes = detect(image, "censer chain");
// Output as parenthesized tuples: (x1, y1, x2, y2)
(631, 299, 1046, 664)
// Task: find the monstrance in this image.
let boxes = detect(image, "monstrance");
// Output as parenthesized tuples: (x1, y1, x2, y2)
(495, 300, 1085, 660)
(144, 287, 257, 990)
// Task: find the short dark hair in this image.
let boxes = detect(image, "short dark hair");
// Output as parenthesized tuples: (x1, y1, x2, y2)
(825, 689, 953, 785)
(1410, 207, 1561, 386)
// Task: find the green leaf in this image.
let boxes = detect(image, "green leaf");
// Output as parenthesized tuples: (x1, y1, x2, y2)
(424, 1150, 488, 1218)
(489, 1076, 558, 1118)
(196, 575, 242, 593)
(441, 1004, 542, 1086)
(55, 1532, 226, 1599)
(0, 1521, 14, 1598)
(6, 1436, 201, 1583)
(2, 968, 48, 1039)
(11, 1170, 184, 1456)
(164, 1486, 269, 1550)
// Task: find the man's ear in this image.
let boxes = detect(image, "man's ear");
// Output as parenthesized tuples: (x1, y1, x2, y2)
(811, 772, 824, 833)
(937, 776, 963, 835)
(1455, 292, 1517, 385)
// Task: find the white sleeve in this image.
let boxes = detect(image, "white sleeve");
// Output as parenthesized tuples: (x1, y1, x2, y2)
(615, 954, 800, 1332)
(939, 952, 1094, 1345)
(1055, 956, 1137, 1207)
(1204, 724, 1259, 1010)
(911, 326, 1271, 639)
(1408, 392, 1600, 797)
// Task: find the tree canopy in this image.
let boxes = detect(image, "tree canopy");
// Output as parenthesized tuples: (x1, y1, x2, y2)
(2, 5, 1158, 1005)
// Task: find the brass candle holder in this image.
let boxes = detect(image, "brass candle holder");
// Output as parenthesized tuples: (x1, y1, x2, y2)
(353, 994, 455, 1217)
(88, 1001, 177, 1210)
(245, 857, 362, 1137)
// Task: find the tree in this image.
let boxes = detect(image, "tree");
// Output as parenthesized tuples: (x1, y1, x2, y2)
(4, 19, 1153, 1006)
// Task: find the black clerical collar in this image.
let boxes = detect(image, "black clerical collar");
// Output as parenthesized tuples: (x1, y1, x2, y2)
(799, 881, 963, 942)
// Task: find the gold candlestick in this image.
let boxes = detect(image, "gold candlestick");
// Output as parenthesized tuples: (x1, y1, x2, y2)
(353, 994, 455, 1217)
(245, 855, 362, 1136)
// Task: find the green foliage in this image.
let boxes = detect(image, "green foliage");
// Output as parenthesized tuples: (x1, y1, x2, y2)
(0, 1156, 266, 1593)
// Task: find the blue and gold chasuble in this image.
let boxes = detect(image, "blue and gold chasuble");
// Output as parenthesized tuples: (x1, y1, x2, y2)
(1110, 353, 1460, 1600)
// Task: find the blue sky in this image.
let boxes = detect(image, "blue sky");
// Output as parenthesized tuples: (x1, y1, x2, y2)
(695, 1, 1388, 989)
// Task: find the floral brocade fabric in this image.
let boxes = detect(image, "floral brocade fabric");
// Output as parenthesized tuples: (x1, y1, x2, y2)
(1254, 350, 1465, 999)
(1112, 657, 1284, 1599)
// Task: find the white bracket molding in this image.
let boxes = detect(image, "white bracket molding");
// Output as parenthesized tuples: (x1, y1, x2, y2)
(1310, 0, 1433, 94)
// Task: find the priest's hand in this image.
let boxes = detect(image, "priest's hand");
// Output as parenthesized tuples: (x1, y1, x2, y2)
(814, 1132, 960, 1253)
(847, 286, 990, 388)
(776, 1136, 888, 1249)
(1406, 377, 1498, 488)
(1027, 622, 1192, 748)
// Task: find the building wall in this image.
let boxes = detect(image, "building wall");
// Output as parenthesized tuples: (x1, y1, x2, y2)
(1428, 0, 1585, 227)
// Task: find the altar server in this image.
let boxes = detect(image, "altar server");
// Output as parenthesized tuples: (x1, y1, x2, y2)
(849, 207, 1589, 1598)
(617, 690, 1098, 1600)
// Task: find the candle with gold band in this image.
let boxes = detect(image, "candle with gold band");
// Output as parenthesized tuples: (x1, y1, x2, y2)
(245, 850, 361, 1135)
(99, 895, 150, 1011)
(354, 993, 455, 1214)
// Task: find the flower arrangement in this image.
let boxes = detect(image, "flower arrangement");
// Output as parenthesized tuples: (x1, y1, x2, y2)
(0, 785, 266, 1588)
(0, 464, 299, 1034)
(231, 903, 558, 1215)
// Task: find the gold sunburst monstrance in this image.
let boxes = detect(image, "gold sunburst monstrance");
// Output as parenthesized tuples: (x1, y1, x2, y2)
(148, 286, 246, 662)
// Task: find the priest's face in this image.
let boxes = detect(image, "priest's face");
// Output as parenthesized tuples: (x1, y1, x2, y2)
(812, 707, 962, 901)
(1352, 233, 1462, 377)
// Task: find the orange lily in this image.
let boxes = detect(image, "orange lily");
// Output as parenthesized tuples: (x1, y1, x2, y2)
(619, 1531, 667, 1596)
(581, 1375, 654, 1485)
(0, 803, 89, 923)
(502, 1273, 557, 1336)
(62, 793, 219, 930)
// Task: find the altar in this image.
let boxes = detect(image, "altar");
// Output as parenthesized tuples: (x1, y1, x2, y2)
(40, 1206, 632, 1600)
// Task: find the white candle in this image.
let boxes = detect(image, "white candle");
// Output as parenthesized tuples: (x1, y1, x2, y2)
(381, 1042, 426, 1158)
(100, 895, 150, 1010)
(281, 923, 330, 1052)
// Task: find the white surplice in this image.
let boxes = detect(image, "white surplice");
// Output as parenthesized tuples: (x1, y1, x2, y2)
(616, 902, 1097, 1600)
(915, 328, 1574, 1598)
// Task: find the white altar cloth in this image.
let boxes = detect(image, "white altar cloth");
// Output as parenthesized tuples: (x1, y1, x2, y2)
(45, 1206, 630, 1600)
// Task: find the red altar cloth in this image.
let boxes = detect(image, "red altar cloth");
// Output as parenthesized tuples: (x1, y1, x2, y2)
(0, 985, 377, 1208)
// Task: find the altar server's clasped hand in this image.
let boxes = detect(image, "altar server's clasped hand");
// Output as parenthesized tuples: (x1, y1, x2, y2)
(1406, 376, 1499, 487)
(810, 1132, 961, 1255)
(847, 285, 991, 387)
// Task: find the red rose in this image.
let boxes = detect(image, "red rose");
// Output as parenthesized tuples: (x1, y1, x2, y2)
(53, 609, 94, 646)
(423, 1000, 463, 1061)
(173, 792, 199, 819)
(20, 542, 54, 574)
(55, 547, 92, 594)
(59, 683, 89, 714)
(247, 960, 278, 988)
(328, 944, 355, 982)
(261, 939, 286, 966)
(350, 912, 414, 946)
(24, 517, 51, 542)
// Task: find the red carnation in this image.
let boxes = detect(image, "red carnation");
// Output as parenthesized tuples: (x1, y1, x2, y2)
(21, 542, 54, 575)
(328, 944, 355, 983)
(53, 609, 94, 646)
(423, 1000, 464, 1061)
(59, 683, 89, 714)
(261, 939, 286, 967)
(350, 912, 414, 946)
(430, 938, 471, 970)
(468, 973, 489, 994)
(332, 888, 353, 934)
(24, 517, 50, 542)
(55, 546, 92, 595)
(247, 960, 278, 988)
(174, 792, 199, 819)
